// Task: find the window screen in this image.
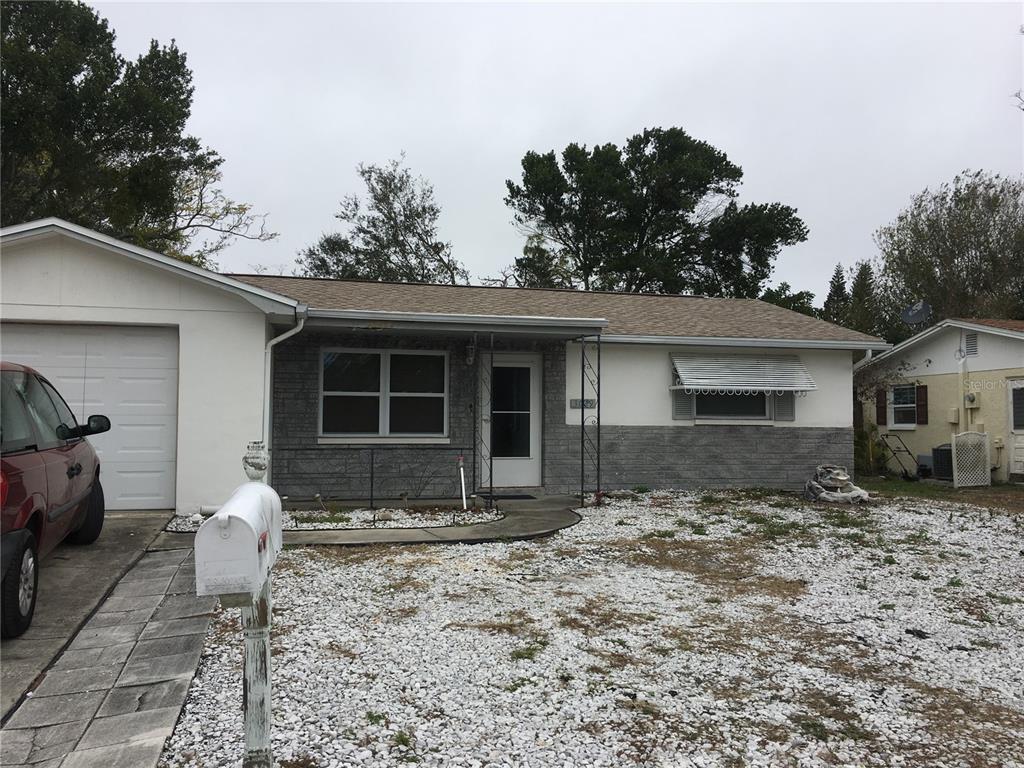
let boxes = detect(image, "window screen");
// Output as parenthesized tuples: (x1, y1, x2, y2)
(694, 392, 767, 419)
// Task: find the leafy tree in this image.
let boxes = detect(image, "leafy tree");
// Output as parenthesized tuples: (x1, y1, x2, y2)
(820, 263, 850, 326)
(873, 170, 1024, 342)
(484, 234, 574, 288)
(846, 261, 880, 337)
(504, 127, 808, 296)
(0, 1, 274, 266)
(297, 157, 468, 284)
(759, 282, 816, 316)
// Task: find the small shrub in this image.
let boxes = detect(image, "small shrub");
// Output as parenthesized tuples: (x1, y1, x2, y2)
(910, 571, 930, 581)
(632, 485, 650, 494)
(366, 711, 388, 726)
(946, 577, 963, 588)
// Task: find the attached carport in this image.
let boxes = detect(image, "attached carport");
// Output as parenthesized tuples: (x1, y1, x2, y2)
(0, 218, 300, 514)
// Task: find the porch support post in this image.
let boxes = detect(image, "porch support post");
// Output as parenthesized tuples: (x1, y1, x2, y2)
(596, 334, 601, 501)
(580, 336, 585, 507)
(489, 333, 495, 510)
(472, 333, 478, 496)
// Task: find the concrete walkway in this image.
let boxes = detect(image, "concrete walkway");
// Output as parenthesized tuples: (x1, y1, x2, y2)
(0, 547, 214, 768)
(1, 511, 173, 721)
(148, 498, 582, 550)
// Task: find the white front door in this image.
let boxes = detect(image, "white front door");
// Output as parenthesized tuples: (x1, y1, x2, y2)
(1011, 379, 1024, 477)
(481, 354, 542, 488)
(1, 323, 179, 509)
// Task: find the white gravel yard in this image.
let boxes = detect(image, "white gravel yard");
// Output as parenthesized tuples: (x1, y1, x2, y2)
(165, 506, 503, 532)
(160, 490, 1024, 768)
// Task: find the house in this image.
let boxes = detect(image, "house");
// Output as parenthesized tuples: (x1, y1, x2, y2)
(856, 318, 1024, 483)
(1, 218, 888, 512)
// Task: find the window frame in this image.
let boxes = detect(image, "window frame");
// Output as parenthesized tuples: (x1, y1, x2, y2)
(319, 347, 449, 439)
(890, 384, 918, 430)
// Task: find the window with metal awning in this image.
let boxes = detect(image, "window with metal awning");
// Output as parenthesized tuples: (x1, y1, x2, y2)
(668, 353, 816, 422)
(669, 353, 817, 394)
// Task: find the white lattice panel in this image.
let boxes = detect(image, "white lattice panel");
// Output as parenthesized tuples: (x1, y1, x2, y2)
(952, 432, 991, 488)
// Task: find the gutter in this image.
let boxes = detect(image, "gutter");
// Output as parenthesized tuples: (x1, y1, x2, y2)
(307, 308, 608, 336)
(263, 304, 309, 475)
(599, 334, 891, 352)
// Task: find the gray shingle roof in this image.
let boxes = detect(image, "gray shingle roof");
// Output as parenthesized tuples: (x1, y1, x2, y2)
(229, 275, 884, 345)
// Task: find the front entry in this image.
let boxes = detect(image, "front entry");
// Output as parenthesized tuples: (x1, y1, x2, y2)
(1011, 379, 1024, 479)
(481, 354, 542, 488)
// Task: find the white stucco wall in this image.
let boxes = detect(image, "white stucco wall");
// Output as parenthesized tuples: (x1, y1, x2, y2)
(891, 326, 1024, 377)
(565, 342, 854, 428)
(0, 233, 270, 514)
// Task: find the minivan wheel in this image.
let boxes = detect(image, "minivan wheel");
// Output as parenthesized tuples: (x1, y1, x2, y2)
(67, 480, 104, 545)
(2, 532, 38, 639)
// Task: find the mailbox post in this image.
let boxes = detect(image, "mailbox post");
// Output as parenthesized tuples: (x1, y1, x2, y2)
(195, 482, 282, 768)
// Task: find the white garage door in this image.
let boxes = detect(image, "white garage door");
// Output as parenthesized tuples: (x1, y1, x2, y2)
(1, 324, 178, 510)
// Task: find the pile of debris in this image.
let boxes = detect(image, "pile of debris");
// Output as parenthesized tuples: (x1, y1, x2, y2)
(804, 464, 873, 504)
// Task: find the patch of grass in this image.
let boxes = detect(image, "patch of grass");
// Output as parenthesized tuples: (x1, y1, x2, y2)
(290, 510, 352, 525)
(823, 508, 876, 530)
(279, 755, 321, 768)
(504, 677, 533, 692)
(882, 554, 898, 565)
(632, 485, 650, 494)
(642, 529, 676, 540)
(383, 576, 428, 592)
(854, 476, 1024, 513)
(698, 493, 722, 506)
(447, 609, 535, 637)
(615, 519, 631, 526)
(902, 529, 932, 546)
(366, 711, 388, 726)
(558, 597, 654, 635)
(792, 715, 830, 741)
(879, 603, 896, 611)
(511, 637, 549, 661)
(987, 592, 1023, 605)
(946, 577, 964, 588)
(910, 571, 931, 581)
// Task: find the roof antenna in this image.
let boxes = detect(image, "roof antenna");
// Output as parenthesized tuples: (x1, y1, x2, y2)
(899, 300, 932, 329)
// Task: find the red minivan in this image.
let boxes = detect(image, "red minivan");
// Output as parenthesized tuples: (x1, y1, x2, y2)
(1, 362, 110, 638)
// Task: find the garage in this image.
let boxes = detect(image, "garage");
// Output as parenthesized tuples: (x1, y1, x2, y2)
(1, 218, 301, 514)
(1, 323, 179, 510)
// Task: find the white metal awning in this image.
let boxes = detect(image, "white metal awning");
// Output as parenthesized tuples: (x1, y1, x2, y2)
(670, 353, 817, 394)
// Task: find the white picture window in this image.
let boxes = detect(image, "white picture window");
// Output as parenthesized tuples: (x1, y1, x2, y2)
(891, 384, 917, 427)
(321, 350, 447, 436)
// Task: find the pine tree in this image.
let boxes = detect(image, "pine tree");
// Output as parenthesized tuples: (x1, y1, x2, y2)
(846, 262, 878, 336)
(820, 264, 850, 326)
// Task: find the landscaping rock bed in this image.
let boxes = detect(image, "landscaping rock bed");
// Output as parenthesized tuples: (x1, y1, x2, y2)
(161, 489, 1024, 767)
(164, 505, 503, 533)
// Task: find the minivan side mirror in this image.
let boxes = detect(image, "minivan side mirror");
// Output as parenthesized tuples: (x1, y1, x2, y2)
(83, 415, 111, 436)
(57, 415, 111, 440)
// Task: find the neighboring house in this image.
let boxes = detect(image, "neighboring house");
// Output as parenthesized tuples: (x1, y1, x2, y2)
(1, 219, 888, 512)
(856, 319, 1024, 483)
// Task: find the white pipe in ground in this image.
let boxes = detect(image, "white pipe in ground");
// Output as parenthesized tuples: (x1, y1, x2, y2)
(458, 455, 467, 510)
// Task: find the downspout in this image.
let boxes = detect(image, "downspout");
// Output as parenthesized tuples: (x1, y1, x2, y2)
(263, 304, 308, 479)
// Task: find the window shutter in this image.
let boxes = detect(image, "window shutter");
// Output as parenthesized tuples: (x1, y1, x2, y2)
(672, 391, 694, 420)
(915, 385, 928, 425)
(774, 391, 796, 421)
(875, 389, 887, 425)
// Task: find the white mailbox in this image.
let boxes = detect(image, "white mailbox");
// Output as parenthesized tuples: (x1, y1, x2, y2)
(195, 482, 283, 601)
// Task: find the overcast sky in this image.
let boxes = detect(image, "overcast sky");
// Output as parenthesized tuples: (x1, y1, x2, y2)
(93, 1, 1022, 302)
